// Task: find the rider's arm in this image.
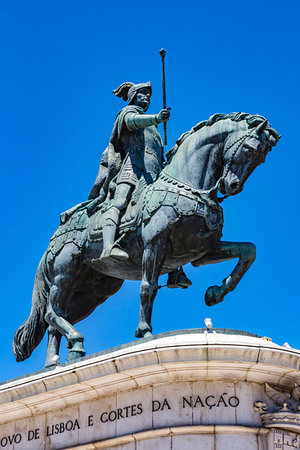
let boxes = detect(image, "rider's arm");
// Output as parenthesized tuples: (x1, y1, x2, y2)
(124, 109, 170, 132)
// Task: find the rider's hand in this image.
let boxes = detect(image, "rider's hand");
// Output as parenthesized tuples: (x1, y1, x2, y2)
(157, 108, 171, 123)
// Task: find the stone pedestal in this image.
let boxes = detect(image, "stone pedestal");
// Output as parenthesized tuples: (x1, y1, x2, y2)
(1, 329, 299, 449)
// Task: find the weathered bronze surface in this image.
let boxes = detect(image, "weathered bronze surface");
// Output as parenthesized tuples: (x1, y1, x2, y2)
(13, 81, 280, 368)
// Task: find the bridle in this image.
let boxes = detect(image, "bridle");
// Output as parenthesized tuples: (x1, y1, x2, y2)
(163, 122, 271, 203)
(222, 129, 258, 180)
(216, 129, 269, 201)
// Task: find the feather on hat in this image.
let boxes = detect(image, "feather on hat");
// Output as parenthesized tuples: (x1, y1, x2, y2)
(113, 82, 152, 104)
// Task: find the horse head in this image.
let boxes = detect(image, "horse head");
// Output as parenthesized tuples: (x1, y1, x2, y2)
(219, 118, 280, 196)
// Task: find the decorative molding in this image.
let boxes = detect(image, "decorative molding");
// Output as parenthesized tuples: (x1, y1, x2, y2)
(69, 425, 270, 450)
(254, 383, 300, 433)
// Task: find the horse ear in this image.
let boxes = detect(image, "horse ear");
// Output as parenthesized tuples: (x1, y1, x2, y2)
(269, 135, 278, 147)
(255, 119, 268, 135)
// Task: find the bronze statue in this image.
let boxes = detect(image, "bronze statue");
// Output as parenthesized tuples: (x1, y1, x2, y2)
(88, 81, 191, 287)
(13, 101, 280, 368)
(90, 81, 169, 261)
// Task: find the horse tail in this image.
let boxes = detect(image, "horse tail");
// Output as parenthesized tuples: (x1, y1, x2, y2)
(13, 253, 49, 362)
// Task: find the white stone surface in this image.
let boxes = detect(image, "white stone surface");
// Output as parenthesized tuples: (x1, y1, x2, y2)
(68, 426, 271, 449)
(0, 330, 299, 449)
(215, 432, 258, 449)
(137, 436, 172, 450)
(172, 434, 214, 450)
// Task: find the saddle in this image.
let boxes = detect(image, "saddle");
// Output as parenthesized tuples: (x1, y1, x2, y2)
(48, 172, 224, 255)
(87, 187, 147, 243)
(48, 207, 89, 258)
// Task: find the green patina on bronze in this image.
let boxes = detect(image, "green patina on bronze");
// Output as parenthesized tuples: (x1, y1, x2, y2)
(13, 80, 280, 369)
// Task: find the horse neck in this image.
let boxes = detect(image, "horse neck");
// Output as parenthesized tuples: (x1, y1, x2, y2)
(165, 120, 235, 193)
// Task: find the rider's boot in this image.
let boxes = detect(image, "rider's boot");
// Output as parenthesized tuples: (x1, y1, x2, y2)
(100, 206, 129, 262)
(167, 267, 192, 289)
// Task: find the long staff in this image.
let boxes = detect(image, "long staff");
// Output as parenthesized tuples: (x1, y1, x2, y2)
(159, 48, 168, 146)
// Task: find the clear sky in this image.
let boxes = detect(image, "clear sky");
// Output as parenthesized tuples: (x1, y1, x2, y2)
(1, 0, 299, 382)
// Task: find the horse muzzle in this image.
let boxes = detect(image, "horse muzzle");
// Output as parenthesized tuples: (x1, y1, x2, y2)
(222, 176, 243, 196)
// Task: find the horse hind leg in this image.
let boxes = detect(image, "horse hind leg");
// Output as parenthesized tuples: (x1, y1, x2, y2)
(45, 326, 62, 368)
(45, 273, 86, 363)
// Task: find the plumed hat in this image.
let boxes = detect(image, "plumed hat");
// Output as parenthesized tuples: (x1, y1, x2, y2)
(113, 82, 152, 105)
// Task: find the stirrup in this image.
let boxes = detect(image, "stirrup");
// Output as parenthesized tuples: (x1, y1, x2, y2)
(110, 246, 129, 261)
(167, 268, 192, 289)
(100, 245, 129, 262)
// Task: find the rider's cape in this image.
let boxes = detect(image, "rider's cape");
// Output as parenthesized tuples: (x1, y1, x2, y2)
(88, 105, 144, 202)
(60, 105, 143, 225)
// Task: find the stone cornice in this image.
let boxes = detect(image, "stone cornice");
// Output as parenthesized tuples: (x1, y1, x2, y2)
(68, 425, 270, 449)
(1, 331, 299, 426)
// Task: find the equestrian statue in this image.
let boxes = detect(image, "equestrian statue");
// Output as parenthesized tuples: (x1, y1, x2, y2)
(13, 79, 280, 368)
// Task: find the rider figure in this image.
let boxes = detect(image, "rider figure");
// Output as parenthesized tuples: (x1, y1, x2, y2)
(89, 81, 192, 288)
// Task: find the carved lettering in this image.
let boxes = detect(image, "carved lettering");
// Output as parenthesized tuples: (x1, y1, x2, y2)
(0, 434, 22, 447)
(205, 395, 216, 409)
(46, 419, 80, 436)
(124, 405, 131, 417)
(182, 396, 192, 408)
(27, 428, 40, 441)
(194, 396, 205, 407)
(117, 408, 124, 419)
(162, 398, 171, 410)
(217, 394, 228, 407)
(15, 435, 21, 444)
(108, 411, 116, 422)
(100, 412, 108, 423)
(182, 394, 239, 410)
(152, 400, 161, 412)
(100, 403, 143, 423)
(152, 398, 171, 412)
(0, 392, 243, 446)
(228, 396, 239, 407)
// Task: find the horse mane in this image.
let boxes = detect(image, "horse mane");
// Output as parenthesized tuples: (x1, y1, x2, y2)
(165, 112, 279, 162)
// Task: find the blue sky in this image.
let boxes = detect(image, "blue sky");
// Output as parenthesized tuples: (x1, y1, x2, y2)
(1, 0, 299, 382)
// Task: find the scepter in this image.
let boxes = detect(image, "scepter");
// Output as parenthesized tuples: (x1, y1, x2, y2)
(159, 48, 168, 146)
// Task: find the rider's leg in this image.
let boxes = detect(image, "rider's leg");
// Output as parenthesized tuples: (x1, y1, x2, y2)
(101, 206, 126, 260)
(100, 182, 132, 261)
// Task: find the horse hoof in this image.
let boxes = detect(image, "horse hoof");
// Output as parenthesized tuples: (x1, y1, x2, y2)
(67, 348, 86, 362)
(205, 285, 224, 306)
(51, 355, 60, 365)
(135, 328, 152, 339)
(143, 331, 153, 338)
(44, 362, 56, 369)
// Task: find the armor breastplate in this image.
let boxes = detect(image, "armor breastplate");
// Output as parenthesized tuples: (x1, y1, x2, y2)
(118, 126, 163, 185)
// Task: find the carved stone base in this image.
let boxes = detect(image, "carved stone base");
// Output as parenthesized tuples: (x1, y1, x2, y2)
(0, 328, 299, 449)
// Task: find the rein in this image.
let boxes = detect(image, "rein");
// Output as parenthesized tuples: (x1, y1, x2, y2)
(163, 124, 268, 205)
(217, 129, 260, 201)
(159, 170, 221, 209)
(162, 131, 254, 204)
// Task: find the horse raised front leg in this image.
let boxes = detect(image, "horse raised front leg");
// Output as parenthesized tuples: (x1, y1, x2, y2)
(192, 241, 256, 306)
(135, 240, 168, 339)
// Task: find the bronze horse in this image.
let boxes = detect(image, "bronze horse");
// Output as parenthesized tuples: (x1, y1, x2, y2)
(13, 113, 280, 367)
